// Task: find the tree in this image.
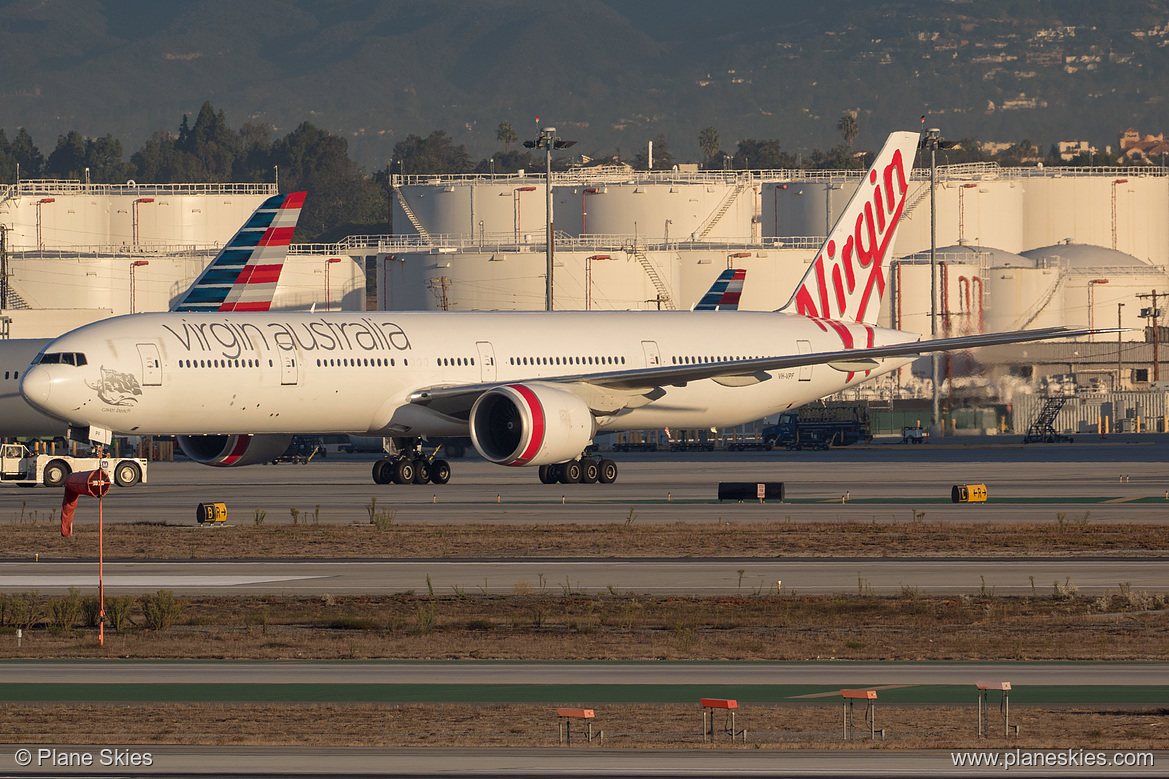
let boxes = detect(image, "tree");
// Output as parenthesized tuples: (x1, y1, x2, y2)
(235, 122, 275, 182)
(392, 131, 473, 175)
(733, 139, 797, 169)
(271, 122, 387, 241)
(473, 150, 536, 175)
(46, 132, 133, 182)
(496, 121, 518, 154)
(836, 113, 859, 153)
(177, 102, 239, 181)
(808, 144, 854, 170)
(633, 134, 674, 170)
(0, 130, 14, 182)
(698, 126, 720, 164)
(45, 131, 88, 180)
(10, 128, 44, 178)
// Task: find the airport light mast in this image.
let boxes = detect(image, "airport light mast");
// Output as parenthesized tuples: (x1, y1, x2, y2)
(921, 128, 955, 435)
(525, 126, 576, 311)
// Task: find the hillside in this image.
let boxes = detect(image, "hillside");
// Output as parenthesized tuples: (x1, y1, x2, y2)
(2, 0, 1169, 169)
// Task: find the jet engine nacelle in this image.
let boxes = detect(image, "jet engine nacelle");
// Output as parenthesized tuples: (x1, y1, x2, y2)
(469, 383, 595, 466)
(176, 434, 294, 467)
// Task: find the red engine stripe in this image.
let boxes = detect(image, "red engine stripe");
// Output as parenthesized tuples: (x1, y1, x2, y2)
(509, 384, 545, 465)
(215, 435, 252, 466)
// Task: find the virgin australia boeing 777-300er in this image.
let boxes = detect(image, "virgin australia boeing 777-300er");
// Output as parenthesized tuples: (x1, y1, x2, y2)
(20, 132, 1105, 486)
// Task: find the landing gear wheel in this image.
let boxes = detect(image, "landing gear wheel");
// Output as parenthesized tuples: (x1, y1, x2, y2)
(113, 461, 142, 488)
(429, 460, 451, 485)
(538, 465, 555, 484)
(598, 459, 618, 484)
(391, 458, 415, 485)
(373, 459, 393, 484)
(43, 460, 70, 488)
(412, 459, 431, 484)
(559, 460, 582, 484)
(580, 459, 599, 484)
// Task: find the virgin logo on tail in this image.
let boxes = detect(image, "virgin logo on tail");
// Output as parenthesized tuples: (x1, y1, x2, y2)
(781, 132, 918, 326)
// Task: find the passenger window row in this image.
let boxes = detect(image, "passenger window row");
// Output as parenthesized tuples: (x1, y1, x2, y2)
(317, 357, 405, 367)
(671, 355, 755, 364)
(509, 355, 625, 367)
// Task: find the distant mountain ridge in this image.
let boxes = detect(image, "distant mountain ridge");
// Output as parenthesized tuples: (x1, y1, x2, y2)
(3, 0, 1169, 170)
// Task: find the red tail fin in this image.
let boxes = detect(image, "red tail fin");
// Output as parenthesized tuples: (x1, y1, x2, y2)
(779, 132, 919, 325)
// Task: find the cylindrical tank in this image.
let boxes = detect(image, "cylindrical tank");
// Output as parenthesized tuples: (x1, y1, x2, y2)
(1022, 174, 1169, 266)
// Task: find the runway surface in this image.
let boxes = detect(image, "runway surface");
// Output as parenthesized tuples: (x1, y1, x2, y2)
(0, 557, 1163, 595)
(2, 438, 1168, 527)
(2, 745, 1166, 777)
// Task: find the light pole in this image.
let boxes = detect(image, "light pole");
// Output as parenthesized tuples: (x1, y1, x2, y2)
(524, 127, 576, 311)
(1087, 278, 1109, 341)
(921, 128, 954, 434)
(1117, 302, 1125, 390)
(324, 257, 341, 311)
(129, 260, 149, 314)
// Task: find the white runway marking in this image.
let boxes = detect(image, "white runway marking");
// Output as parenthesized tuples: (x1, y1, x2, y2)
(0, 575, 323, 588)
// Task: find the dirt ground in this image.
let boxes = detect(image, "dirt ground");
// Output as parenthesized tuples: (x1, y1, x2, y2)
(2, 702, 1166, 751)
(2, 519, 1166, 560)
(3, 591, 1168, 661)
(3, 519, 1166, 751)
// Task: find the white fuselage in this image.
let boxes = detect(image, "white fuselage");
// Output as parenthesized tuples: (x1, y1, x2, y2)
(0, 339, 63, 438)
(22, 310, 914, 438)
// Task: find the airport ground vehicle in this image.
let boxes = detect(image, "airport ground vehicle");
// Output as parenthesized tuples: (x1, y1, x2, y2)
(762, 406, 871, 450)
(0, 443, 147, 487)
(900, 425, 926, 443)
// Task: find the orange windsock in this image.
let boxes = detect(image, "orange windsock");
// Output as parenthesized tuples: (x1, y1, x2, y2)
(60, 469, 111, 537)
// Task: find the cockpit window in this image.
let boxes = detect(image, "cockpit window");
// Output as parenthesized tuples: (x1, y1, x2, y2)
(37, 352, 87, 366)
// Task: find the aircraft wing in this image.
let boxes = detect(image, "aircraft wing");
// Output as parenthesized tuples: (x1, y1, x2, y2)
(409, 326, 1117, 417)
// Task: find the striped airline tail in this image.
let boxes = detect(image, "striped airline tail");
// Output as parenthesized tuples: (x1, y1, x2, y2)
(172, 191, 306, 313)
(693, 268, 746, 310)
(777, 132, 920, 325)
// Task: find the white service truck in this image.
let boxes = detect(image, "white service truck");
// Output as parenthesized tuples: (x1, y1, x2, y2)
(0, 443, 147, 487)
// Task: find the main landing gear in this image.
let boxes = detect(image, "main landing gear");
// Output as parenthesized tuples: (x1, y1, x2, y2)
(537, 456, 618, 485)
(372, 439, 451, 486)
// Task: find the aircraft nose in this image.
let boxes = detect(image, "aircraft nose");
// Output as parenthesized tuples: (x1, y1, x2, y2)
(20, 366, 52, 410)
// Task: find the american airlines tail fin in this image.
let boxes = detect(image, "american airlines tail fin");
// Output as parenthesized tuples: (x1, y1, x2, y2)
(778, 132, 919, 325)
(692, 268, 746, 310)
(171, 191, 306, 313)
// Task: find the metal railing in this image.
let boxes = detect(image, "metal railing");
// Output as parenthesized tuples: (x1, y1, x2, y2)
(0, 180, 277, 198)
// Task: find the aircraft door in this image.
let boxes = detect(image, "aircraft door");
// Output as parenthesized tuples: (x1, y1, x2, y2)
(137, 343, 162, 386)
(797, 340, 812, 382)
(641, 340, 661, 368)
(476, 341, 497, 383)
(281, 354, 298, 386)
